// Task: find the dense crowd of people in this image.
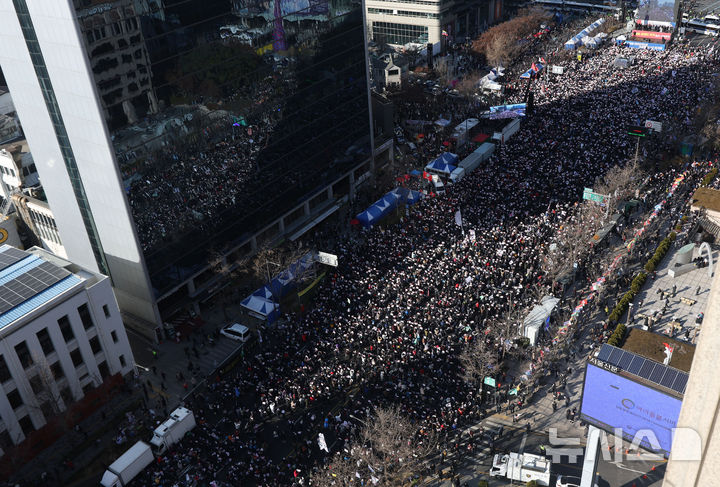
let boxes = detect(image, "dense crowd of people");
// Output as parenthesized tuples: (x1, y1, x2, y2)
(127, 24, 720, 487)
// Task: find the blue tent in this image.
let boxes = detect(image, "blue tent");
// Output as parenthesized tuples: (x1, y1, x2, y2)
(252, 286, 275, 300)
(425, 158, 457, 175)
(356, 192, 400, 228)
(267, 252, 314, 298)
(409, 169, 422, 177)
(391, 187, 424, 206)
(241, 294, 279, 323)
(435, 152, 459, 164)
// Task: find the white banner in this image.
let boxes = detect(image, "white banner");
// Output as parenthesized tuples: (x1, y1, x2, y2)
(318, 432, 329, 452)
(454, 210, 463, 227)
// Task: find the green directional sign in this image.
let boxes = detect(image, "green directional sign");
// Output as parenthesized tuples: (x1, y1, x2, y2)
(484, 376, 497, 387)
(582, 188, 608, 205)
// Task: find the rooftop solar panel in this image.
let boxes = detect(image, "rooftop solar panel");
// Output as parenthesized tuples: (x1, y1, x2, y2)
(618, 350, 633, 369)
(597, 346, 612, 361)
(609, 347, 624, 364)
(0, 258, 71, 315)
(673, 373, 688, 393)
(628, 355, 644, 375)
(0, 247, 28, 271)
(594, 344, 689, 396)
(639, 359, 655, 379)
(649, 363, 665, 383)
(660, 369, 678, 389)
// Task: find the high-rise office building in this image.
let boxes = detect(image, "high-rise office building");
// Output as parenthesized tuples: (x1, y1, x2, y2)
(0, 0, 384, 339)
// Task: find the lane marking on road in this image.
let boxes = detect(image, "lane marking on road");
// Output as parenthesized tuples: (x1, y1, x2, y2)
(519, 432, 527, 454)
(611, 461, 647, 475)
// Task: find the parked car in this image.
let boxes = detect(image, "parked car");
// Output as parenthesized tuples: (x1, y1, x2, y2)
(220, 323, 251, 342)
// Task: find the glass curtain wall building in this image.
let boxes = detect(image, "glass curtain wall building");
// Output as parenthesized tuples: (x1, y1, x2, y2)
(0, 0, 377, 337)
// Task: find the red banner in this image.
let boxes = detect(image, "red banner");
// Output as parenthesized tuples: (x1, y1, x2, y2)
(632, 30, 671, 40)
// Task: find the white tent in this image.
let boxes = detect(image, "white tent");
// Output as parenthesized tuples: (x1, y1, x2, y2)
(522, 295, 560, 346)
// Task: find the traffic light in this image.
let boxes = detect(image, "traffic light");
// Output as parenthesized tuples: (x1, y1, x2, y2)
(627, 126, 648, 137)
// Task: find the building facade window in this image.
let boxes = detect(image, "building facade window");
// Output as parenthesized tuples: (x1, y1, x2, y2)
(89, 335, 102, 355)
(0, 355, 12, 383)
(110, 330, 118, 343)
(14, 341, 33, 369)
(372, 22, 429, 45)
(50, 361, 64, 380)
(118, 354, 126, 368)
(102, 304, 110, 318)
(58, 315, 74, 342)
(78, 303, 94, 330)
(7, 389, 23, 409)
(36, 328, 55, 355)
(70, 349, 83, 367)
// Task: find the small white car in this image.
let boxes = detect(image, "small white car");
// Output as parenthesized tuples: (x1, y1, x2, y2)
(220, 323, 251, 343)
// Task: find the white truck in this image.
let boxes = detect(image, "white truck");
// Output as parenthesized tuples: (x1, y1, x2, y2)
(100, 441, 154, 487)
(489, 451, 551, 486)
(150, 407, 196, 455)
(449, 167, 465, 184)
(492, 118, 521, 144)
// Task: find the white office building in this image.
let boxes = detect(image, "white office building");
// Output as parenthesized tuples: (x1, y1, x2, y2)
(0, 245, 133, 453)
(0, 0, 160, 329)
(366, 0, 504, 51)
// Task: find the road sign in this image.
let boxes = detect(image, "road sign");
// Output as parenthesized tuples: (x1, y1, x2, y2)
(484, 376, 496, 387)
(315, 251, 338, 267)
(583, 188, 608, 205)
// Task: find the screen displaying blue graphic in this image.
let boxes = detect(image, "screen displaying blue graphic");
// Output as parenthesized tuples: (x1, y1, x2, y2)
(579, 363, 682, 456)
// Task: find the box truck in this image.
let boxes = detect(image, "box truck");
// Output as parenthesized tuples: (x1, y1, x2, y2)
(489, 451, 551, 486)
(150, 407, 196, 455)
(100, 441, 154, 487)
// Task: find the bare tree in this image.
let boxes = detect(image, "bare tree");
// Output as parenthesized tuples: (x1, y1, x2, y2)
(455, 72, 482, 98)
(356, 406, 437, 487)
(594, 158, 643, 204)
(29, 352, 63, 415)
(541, 201, 605, 285)
(459, 336, 498, 385)
(471, 8, 551, 65)
(311, 452, 360, 487)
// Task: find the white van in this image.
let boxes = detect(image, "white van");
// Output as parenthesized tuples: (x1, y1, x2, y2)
(220, 323, 251, 342)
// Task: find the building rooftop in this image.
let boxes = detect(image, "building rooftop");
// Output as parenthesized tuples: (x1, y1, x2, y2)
(691, 186, 720, 212)
(0, 245, 83, 331)
(622, 328, 695, 372)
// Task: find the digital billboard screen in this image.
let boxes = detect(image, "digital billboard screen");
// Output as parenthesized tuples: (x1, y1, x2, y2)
(579, 363, 682, 456)
(636, 0, 679, 27)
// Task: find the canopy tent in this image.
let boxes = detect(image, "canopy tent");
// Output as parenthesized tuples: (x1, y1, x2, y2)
(268, 252, 315, 298)
(435, 152, 459, 164)
(409, 169, 422, 177)
(425, 158, 457, 175)
(252, 286, 274, 300)
(520, 63, 544, 79)
(565, 18, 606, 50)
(356, 192, 400, 228)
(434, 118, 452, 127)
(391, 186, 424, 206)
(241, 294, 280, 323)
(522, 295, 560, 346)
